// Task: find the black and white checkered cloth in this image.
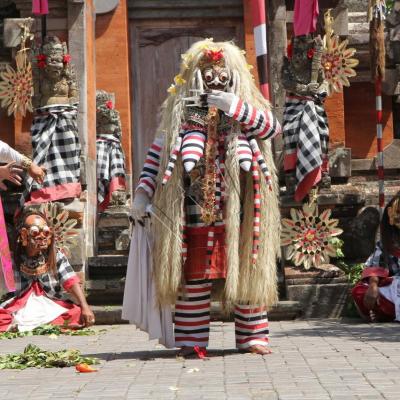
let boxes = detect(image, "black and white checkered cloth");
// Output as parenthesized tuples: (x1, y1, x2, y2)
(366, 242, 400, 277)
(283, 96, 329, 190)
(96, 134, 126, 204)
(20, 105, 81, 207)
(1, 251, 77, 303)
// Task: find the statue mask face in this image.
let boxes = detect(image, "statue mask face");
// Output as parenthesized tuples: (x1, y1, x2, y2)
(201, 65, 231, 91)
(291, 36, 314, 71)
(43, 43, 64, 79)
(20, 215, 52, 253)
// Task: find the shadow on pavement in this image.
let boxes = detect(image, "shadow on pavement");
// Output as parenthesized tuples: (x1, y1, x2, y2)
(272, 318, 400, 342)
(82, 348, 242, 361)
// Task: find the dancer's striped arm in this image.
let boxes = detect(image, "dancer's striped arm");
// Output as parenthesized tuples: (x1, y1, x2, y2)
(227, 97, 281, 140)
(136, 136, 164, 198)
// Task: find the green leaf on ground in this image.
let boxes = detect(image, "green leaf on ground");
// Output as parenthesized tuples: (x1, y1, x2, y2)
(0, 344, 100, 369)
(0, 324, 103, 340)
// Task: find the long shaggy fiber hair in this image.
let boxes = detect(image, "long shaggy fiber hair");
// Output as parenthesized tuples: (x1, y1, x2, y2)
(151, 39, 280, 307)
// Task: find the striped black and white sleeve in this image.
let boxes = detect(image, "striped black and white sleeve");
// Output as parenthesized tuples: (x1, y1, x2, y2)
(136, 136, 164, 198)
(227, 97, 281, 140)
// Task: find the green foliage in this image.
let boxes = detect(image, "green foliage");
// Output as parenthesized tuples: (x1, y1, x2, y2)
(0, 324, 101, 340)
(387, 0, 395, 14)
(0, 344, 99, 369)
(337, 261, 364, 285)
(329, 237, 364, 285)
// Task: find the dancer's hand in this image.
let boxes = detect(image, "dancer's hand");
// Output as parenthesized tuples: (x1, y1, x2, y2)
(0, 162, 23, 189)
(131, 189, 150, 221)
(207, 90, 237, 114)
(28, 163, 46, 184)
(363, 279, 379, 310)
(306, 82, 320, 95)
(81, 305, 95, 327)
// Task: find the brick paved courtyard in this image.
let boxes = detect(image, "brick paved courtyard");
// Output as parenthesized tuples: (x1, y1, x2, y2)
(0, 320, 400, 400)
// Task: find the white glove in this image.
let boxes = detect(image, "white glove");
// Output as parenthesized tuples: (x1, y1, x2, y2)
(131, 190, 150, 221)
(206, 90, 237, 115)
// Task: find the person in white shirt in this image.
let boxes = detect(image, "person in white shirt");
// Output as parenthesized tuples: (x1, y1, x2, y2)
(0, 140, 45, 188)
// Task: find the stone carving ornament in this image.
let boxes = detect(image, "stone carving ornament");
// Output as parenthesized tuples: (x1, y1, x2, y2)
(19, 36, 81, 207)
(96, 90, 126, 210)
(32, 36, 78, 109)
(281, 34, 331, 201)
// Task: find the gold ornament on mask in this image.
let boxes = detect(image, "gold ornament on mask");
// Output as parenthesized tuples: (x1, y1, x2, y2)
(198, 49, 225, 70)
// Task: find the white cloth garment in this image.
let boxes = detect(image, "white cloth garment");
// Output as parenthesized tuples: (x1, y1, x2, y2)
(379, 277, 400, 322)
(122, 218, 174, 348)
(0, 140, 23, 165)
(13, 291, 68, 332)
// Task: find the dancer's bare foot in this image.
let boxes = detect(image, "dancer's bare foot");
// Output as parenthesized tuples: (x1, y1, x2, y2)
(244, 345, 272, 355)
(177, 346, 207, 358)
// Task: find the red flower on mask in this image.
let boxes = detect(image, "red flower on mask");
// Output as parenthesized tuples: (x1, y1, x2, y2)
(63, 54, 71, 64)
(105, 100, 113, 109)
(37, 54, 47, 69)
(204, 49, 224, 63)
(307, 48, 315, 60)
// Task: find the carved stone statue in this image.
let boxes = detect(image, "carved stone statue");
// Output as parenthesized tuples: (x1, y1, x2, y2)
(386, 0, 400, 102)
(282, 35, 328, 99)
(20, 35, 81, 207)
(281, 34, 330, 201)
(96, 90, 126, 210)
(32, 36, 78, 109)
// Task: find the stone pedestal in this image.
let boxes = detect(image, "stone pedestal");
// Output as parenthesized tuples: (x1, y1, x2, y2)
(97, 206, 130, 255)
(284, 266, 351, 318)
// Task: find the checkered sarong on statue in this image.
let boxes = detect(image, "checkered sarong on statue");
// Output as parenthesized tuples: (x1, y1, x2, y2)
(283, 96, 329, 191)
(96, 134, 126, 204)
(20, 105, 81, 207)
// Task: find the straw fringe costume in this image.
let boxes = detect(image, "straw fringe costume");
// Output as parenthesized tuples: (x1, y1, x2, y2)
(133, 41, 281, 350)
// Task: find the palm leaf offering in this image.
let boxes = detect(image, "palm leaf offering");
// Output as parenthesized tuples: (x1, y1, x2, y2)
(0, 19, 34, 117)
(39, 202, 80, 257)
(281, 201, 343, 270)
(322, 9, 359, 95)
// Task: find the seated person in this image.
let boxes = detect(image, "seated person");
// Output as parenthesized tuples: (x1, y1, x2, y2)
(352, 192, 400, 322)
(0, 207, 94, 331)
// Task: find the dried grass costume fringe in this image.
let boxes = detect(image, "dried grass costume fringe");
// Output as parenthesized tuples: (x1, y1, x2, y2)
(151, 41, 280, 308)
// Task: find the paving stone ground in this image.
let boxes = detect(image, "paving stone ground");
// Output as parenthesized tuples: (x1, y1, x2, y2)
(0, 320, 400, 400)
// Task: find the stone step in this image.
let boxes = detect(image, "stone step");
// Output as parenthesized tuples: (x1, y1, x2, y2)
(88, 255, 128, 279)
(86, 278, 126, 305)
(92, 300, 302, 324)
(348, 11, 368, 23)
(348, 22, 369, 35)
(284, 266, 352, 318)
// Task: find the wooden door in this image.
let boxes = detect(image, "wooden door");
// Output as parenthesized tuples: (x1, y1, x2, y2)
(129, 18, 244, 181)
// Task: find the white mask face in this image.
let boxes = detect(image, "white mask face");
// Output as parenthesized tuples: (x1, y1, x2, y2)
(202, 66, 231, 91)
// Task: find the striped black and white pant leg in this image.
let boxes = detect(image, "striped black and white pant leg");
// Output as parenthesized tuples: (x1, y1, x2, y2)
(174, 279, 212, 348)
(234, 305, 269, 350)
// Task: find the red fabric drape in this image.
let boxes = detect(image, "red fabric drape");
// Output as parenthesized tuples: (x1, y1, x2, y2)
(293, 0, 319, 36)
(32, 0, 49, 16)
